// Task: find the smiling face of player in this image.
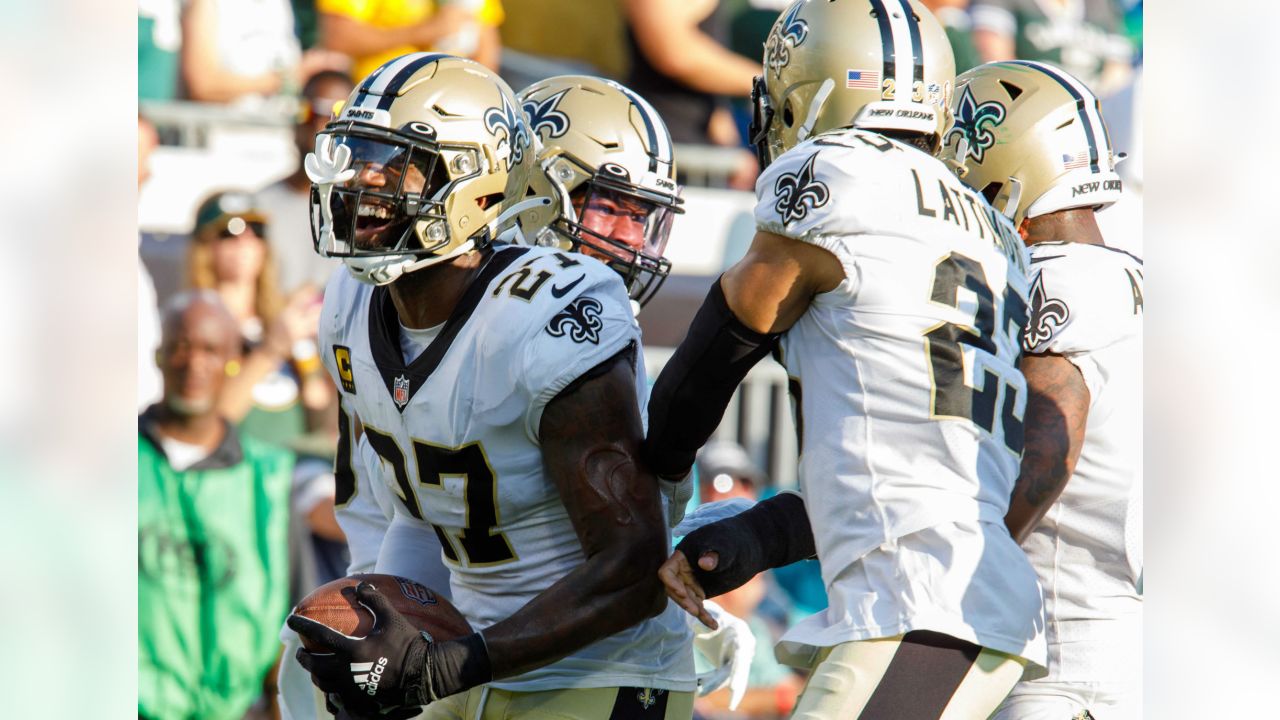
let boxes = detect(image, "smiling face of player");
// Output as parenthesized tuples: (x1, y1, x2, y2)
(340, 137, 436, 252)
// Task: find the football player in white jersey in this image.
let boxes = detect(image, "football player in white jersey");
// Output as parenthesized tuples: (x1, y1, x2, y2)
(278, 71, 759, 720)
(283, 54, 696, 720)
(945, 61, 1143, 720)
(517, 74, 757, 711)
(648, 1, 1048, 716)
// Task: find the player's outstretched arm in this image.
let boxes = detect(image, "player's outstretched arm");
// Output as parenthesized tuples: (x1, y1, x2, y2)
(479, 349, 672, 680)
(1004, 353, 1091, 543)
(660, 492, 816, 630)
(645, 230, 844, 479)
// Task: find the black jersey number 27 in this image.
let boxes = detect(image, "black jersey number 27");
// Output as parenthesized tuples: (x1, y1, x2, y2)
(362, 429, 517, 567)
(923, 252, 1028, 454)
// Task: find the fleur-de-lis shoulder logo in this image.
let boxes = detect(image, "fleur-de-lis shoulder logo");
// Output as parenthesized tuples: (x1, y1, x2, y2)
(773, 153, 829, 224)
(522, 88, 570, 142)
(546, 296, 604, 344)
(765, 3, 809, 75)
(945, 85, 1007, 164)
(484, 92, 531, 171)
(1023, 272, 1070, 350)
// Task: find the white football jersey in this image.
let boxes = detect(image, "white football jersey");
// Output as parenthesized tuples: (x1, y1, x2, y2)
(319, 245, 694, 693)
(759, 129, 1045, 664)
(1018, 241, 1144, 683)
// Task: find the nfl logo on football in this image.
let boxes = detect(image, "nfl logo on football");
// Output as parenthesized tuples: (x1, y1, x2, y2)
(396, 577, 439, 606)
(393, 375, 410, 408)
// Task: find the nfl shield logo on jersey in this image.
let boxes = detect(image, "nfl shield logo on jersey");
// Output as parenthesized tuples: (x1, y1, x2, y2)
(393, 374, 410, 408)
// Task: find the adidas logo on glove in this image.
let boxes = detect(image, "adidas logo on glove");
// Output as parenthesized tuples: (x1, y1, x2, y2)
(352, 657, 389, 696)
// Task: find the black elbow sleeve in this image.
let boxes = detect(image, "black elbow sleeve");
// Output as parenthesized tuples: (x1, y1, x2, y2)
(644, 279, 779, 477)
(675, 492, 815, 598)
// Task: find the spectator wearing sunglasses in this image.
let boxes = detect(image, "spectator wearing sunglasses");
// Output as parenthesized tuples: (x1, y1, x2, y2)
(256, 70, 355, 295)
(185, 191, 331, 448)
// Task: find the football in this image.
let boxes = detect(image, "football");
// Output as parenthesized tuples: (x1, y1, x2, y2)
(293, 573, 471, 651)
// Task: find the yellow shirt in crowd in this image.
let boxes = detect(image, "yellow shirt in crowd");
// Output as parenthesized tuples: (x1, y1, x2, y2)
(318, 0, 505, 81)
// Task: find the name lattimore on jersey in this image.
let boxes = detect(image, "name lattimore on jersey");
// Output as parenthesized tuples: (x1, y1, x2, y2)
(911, 168, 1027, 276)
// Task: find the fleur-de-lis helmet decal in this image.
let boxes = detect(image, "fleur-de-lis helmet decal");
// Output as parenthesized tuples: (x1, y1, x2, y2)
(522, 88, 571, 142)
(945, 85, 1007, 164)
(773, 153, 830, 224)
(765, 3, 809, 75)
(484, 91, 531, 171)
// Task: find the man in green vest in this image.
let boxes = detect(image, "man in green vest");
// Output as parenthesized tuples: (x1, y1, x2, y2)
(139, 291, 294, 720)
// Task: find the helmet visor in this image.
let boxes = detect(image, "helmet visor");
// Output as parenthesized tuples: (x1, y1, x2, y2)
(562, 181, 679, 307)
(311, 131, 448, 256)
(575, 184, 676, 264)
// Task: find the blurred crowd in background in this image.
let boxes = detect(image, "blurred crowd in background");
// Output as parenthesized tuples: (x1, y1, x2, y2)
(137, 1, 1143, 718)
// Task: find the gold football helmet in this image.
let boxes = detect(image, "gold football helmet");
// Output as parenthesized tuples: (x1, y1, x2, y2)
(307, 53, 546, 285)
(750, 0, 956, 166)
(943, 60, 1123, 225)
(517, 75, 683, 308)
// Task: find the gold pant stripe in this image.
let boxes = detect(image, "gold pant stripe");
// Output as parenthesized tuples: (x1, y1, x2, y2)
(938, 648, 1027, 720)
(790, 632, 1027, 720)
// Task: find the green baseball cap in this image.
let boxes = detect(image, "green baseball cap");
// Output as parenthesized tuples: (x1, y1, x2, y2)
(193, 191, 268, 237)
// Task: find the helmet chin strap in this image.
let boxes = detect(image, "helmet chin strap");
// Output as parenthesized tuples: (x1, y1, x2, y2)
(346, 196, 555, 285)
(397, 239, 478, 275)
(346, 239, 479, 286)
(795, 78, 835, 143)
(996, 177, 1023, 220)
(943, 137, 971, 177)
(494, 196, 553, 231)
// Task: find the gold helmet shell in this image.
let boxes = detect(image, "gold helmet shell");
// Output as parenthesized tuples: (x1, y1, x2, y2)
(308, 53, 544, 285)
(517, 75, 683, 308)
(750, 0, 956, 166)
(944, 60, 1123, 226)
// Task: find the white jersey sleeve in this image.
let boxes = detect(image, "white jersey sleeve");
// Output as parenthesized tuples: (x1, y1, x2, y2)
(514, 264, 642, 443)
(754, 137, 872, 283)
(1023, 242, 1144, 396)
(319, 266, 392, 574)
(754, 129, 1027, 297)
(1018, 241, 1143, 683)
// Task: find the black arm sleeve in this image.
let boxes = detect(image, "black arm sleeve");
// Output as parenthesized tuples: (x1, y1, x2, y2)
(675, 492, 816, 598)
(643, 279, 780, 478)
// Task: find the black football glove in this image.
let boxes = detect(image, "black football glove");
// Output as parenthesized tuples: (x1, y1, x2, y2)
(675, 492, 816, 598)
(326, 692, 419, 720)
(288, 582, 432, 717)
